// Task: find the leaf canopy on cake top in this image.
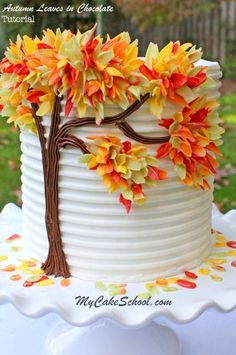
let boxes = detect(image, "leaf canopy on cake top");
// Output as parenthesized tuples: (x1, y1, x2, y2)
(140, 41, 208, 118)
(0, 26, 145, 128)
(1, 25, 209, 130)
(0, 26, 224, 210)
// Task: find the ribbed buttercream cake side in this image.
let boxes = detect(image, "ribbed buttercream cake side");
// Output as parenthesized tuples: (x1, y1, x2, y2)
(20, 60, 221, 282)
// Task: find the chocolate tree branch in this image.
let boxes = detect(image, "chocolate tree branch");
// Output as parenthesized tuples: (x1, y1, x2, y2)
(56, 93, 150, 141)
(55, 94, 149, 140)
(55, 93, 170, 145)
(58, 135, 89, 153)
(117, 121, 170, 144)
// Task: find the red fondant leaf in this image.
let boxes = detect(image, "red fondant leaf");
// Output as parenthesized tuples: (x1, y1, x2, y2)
(132, 183, 143, 195)
(147, 166, 159, 180)
(227, 241, 236, 249)
(157, 168, 168, 180)
(13, 63, 28, 75)
(172, 41, 180, 54)
(184, 271, 198, 279)
(139, 64, 155, 80)
(122, 141, 132, 153)
(148, 166, 167, 181)
(6, 234, 21, 242)
(185, 158, 196, 174)
(38, 43, 53, 49)
(190, 108, 209, 122)
(111, 171, 121, 183)
(156, 143, 170, 159)
(159, 118, 174, 129)
(67, 65, 78, 86)
(191, 143, 206, 157)
(170, 73, 187, 88)
(26, 90, 45, 104)
(207, 142, 222, 156)
(96, 90, 103, 103)
(120, 194, 132, 213)
(187, 72, 206, 88)
(65, 99, 73, 117)
(23, 281, 34, 287)
(198, 154, 217, 174)
(2, 64, 14, 74)
(177, 279, 196, 289)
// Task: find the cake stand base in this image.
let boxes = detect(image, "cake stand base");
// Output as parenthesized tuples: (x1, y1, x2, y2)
(1, 203, 236, 355)
(47, 320, 181, 355)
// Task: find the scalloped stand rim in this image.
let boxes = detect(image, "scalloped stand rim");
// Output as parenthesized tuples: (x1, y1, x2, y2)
(47, 320, 181, 355)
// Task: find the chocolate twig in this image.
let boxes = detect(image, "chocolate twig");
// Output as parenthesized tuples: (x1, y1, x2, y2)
(58, 135, 89, 153)
(117, 121, 170, 144)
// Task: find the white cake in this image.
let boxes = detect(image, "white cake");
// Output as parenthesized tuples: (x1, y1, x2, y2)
(20, 60, 222, 282)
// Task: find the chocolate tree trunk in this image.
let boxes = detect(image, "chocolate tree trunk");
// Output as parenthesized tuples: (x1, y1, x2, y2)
(33, 96, 70, 278)
(43, 144, 70, 277)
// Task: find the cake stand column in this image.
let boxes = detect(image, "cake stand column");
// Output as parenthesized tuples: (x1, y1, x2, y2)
(47, 320, 181, 355)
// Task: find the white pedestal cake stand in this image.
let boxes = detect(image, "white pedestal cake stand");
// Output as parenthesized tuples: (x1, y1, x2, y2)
(0, 203, 236, 355)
